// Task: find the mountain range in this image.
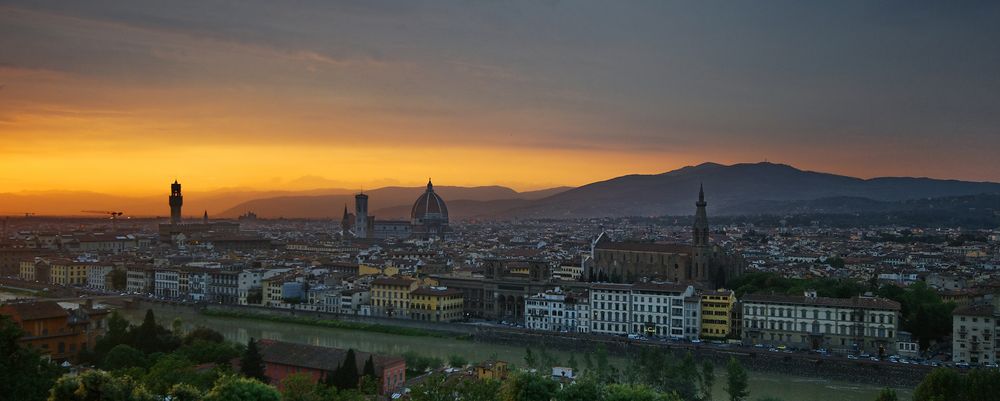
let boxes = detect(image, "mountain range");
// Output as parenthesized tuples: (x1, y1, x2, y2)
(3, 162, 1000, 219)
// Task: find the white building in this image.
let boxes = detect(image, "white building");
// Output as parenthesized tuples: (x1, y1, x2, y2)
(154, 269, 181, 298)
(589, 282, 699, 339)
(742, 291, 901, 355)
(590, 283, 631, 335)
(85, 265, 114, 291)
(125, 266, 154, 294)
(524, 287, 590, 333)
(952, 299, 999, 365)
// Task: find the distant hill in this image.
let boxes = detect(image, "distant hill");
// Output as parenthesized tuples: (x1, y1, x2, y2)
(490, 162, 1000, 218)
(6, 163, 999, 220)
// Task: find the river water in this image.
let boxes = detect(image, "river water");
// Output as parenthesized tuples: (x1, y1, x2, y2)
(119, 305, 914, 401)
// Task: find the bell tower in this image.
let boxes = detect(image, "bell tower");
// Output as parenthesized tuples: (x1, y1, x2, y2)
(354, 192, 368, 239)
(692, 184, 711, 282)
(169, 180, 183, 225)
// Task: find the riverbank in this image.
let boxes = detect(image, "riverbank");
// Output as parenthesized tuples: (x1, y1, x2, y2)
(155, 300, 929, 388)
(121, 302, 915, 401)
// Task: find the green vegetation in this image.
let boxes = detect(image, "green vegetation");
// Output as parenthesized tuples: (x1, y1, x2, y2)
(0, 314, 61, 401)
(910, 368, 1000, 401)
(402, 350, 444, 377)
(875, 281, 956, 350)
(200, 309, 465, 339)
(241, 338, 268, 384)
(729, 272, 866, 298)
(725, 357, 749, 401)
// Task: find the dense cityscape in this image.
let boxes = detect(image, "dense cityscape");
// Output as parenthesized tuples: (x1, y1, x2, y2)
(4, 2, 1000, 401)
(2, 176, 1000, 401)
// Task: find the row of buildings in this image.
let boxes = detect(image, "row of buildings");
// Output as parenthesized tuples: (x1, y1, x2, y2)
(523, 283, 903, 356)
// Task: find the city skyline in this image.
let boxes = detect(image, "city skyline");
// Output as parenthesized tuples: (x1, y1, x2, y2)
(2, 1, 1000, 196)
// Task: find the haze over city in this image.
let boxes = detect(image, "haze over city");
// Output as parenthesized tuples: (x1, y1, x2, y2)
(2, 1, 1000, 197)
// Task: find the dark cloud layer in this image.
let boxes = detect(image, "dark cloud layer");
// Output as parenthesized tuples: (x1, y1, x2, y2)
(1, 0, 999, 185)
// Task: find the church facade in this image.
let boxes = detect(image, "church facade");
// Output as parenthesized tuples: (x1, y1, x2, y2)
(586, 186, 743, 288)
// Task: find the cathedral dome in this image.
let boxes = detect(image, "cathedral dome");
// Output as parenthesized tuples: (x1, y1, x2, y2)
(411, 179, 449, 223)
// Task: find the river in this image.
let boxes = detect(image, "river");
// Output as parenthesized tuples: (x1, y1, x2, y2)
(119, 305, 915, 401)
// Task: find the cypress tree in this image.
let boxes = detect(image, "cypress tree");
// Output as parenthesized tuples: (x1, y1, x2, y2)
(241, 337, 268, 383)
(334, 349, 360, 390)
(363, 355, 376, 378)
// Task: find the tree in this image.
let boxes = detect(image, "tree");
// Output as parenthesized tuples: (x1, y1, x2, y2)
(335, 349, 360, 390)
(167, 384, 203, 401)
(567, 353, 579, 373)
(143, 354, 211, 394)
(281, 373, 325, 401)
(700, 361, 715, 401)
(499, 372, 558, 401)
(874, 388, 898, 401)
(132, 309, 180, 355)
(913, 368, 962, 401)
(172, 318, 184, 336)
(524, 347, 537, 371)
(49, 370, 156, 401)
(409, 374, 454, 401)
(448, 354, 468, 368)
(455, 378, 501, 401)
(0, 315, 60, 401)
(203, 375, 280, 401)
(102, 344, 148, 371)
(240, 338, 268, 383)
(961, 369, 1000, 401)
(183, 327, 225, 345)
(110, 269, 127, 291)
(605, 383, 682, 401)
(555, 377, 602, 401)
(363, 355, 377, 377)
(725, 358, 749, 401)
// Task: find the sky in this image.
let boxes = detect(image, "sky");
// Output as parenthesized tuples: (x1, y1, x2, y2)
(1, 0, 999, 195)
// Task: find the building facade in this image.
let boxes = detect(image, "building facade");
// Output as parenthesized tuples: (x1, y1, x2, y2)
(524, 287, 590, 333)
(586, 187, 743, 288)
(409, 287, 464, 322)
(952, 299, 999, 365)
(741, 291, 901, 355)
(701, 290, 737, 339)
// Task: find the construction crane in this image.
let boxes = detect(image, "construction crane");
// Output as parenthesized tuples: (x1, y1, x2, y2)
(81, 210, 124, 231)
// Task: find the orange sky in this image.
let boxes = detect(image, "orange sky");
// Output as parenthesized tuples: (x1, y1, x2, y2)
(2, 2, 999, 197)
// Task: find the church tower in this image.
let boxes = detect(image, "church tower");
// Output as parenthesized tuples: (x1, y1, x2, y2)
(693, 184, 709, 247)
(340, 204, 351, 236)
(169, 180, 183, 225)
(354, 192, 368, 239)
(692, 184, 711, 281)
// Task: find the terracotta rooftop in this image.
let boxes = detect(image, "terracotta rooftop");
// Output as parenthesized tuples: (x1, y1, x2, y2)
(257, 339, 403, 374)
(1, 301, 68, 321)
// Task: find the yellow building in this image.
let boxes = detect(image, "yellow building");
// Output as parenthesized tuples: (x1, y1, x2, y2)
(700, 289, 736, 339)
(475, 360, 509, 380)
(409, 287, 464, 322)
(49, 260, 89, 286)
(371, 276, 417, 318)
(19, 260, 38, 281)
(358, 264, 400, 277)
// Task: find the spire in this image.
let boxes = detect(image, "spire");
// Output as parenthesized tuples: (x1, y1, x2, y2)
(427, 178, 434, 192)
(693, 184, 709, 247)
